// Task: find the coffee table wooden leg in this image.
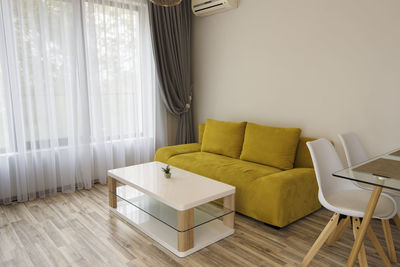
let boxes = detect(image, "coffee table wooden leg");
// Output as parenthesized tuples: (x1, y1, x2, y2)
(177, 209, 194, 252)
(108, 176, 117, 208)
(223, 194, 235, 228)
(347, 186, 383, 267)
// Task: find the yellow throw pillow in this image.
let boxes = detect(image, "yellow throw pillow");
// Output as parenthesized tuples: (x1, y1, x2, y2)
(294, 137, 316, 168)
(201, 119, 247, 158)
(240, 123, 301, 170)
(198, 123, 205, 144)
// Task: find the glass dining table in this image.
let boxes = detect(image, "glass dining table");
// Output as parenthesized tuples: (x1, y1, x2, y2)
(333, 148, 400, 267)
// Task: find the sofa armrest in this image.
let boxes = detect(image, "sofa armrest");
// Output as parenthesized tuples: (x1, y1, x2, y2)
(245, 168, 320, 227)
(154, 143, 201, 163)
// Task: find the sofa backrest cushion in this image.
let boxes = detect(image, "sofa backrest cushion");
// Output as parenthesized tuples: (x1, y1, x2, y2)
(240, 123, 301, 170)
(201, 119, 247, 158)
(198, 123, 205, 144)
(294, 137, 317, 168)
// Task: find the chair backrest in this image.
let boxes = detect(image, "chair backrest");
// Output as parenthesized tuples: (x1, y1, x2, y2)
(338, 132, 369, 167)
(307, 138, 355, 202)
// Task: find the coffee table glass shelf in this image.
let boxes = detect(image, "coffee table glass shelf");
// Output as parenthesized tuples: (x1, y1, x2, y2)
(108, 162, 236, 257)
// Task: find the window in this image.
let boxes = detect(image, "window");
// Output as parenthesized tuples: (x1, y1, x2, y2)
(12, 0, 74, 148)
(85, 1, 145, 140)
(0, 0, 158, 204)
(0, 0, 154, 152)
(0, 64, 10, 152)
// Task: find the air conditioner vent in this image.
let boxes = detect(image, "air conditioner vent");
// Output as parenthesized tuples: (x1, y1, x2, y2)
(192, 0, 238, 17)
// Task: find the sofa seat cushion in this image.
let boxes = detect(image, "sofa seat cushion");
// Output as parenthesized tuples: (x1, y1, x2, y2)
(240, 123, 301, 170)
(201, 119, 247, 159)
(166, 152, 281, 213)
(244, 168, 320, 227)
(154, 143, 201, 163)
(168, 152, 280, 181)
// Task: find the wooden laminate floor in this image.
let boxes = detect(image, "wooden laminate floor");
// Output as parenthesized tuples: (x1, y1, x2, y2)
(1, 184, 399, 267)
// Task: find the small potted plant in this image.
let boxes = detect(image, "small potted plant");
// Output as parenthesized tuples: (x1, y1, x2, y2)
(161, 164, 171, 178)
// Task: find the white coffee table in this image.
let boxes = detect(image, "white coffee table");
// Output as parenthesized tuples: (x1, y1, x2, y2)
(107, 161, 236, 257)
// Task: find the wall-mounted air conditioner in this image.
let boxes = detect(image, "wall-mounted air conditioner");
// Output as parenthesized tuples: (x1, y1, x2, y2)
(192, 0, 238, 17)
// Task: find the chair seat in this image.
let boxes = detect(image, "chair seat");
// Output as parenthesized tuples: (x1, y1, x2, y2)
(324, 189, 396, 219)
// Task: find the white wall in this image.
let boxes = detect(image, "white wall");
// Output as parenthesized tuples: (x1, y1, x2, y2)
(192, 0, 400, 163)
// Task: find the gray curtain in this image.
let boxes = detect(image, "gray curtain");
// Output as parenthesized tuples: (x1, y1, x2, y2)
(148, 0, 194, 144)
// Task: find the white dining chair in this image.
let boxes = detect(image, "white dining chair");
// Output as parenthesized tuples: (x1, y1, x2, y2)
(339, 132, 400, 199)
(302, 138, 397, 267)
(339, 131, 400, 262)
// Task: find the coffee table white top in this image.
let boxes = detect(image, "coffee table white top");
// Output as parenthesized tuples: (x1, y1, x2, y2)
(108, 161, 235, 211)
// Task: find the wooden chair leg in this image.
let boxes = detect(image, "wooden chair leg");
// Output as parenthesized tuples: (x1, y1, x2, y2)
(327, 216, 350, 245)
(352, 217, 368, 267)
(347, 186, 383, 267)
(366, 224, 392, 267)
(392, 214, 400, 231)
(301, 213, 340, 267)
(382, 219, 397, 263)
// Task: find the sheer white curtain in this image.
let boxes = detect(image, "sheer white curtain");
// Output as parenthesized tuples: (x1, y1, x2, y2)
(0, 0, 166, 204)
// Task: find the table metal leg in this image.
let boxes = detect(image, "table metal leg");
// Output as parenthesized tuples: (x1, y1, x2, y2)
(347, 186, 383, 267)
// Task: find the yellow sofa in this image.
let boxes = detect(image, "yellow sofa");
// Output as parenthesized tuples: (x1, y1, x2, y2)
(155, 120, 321, 228)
